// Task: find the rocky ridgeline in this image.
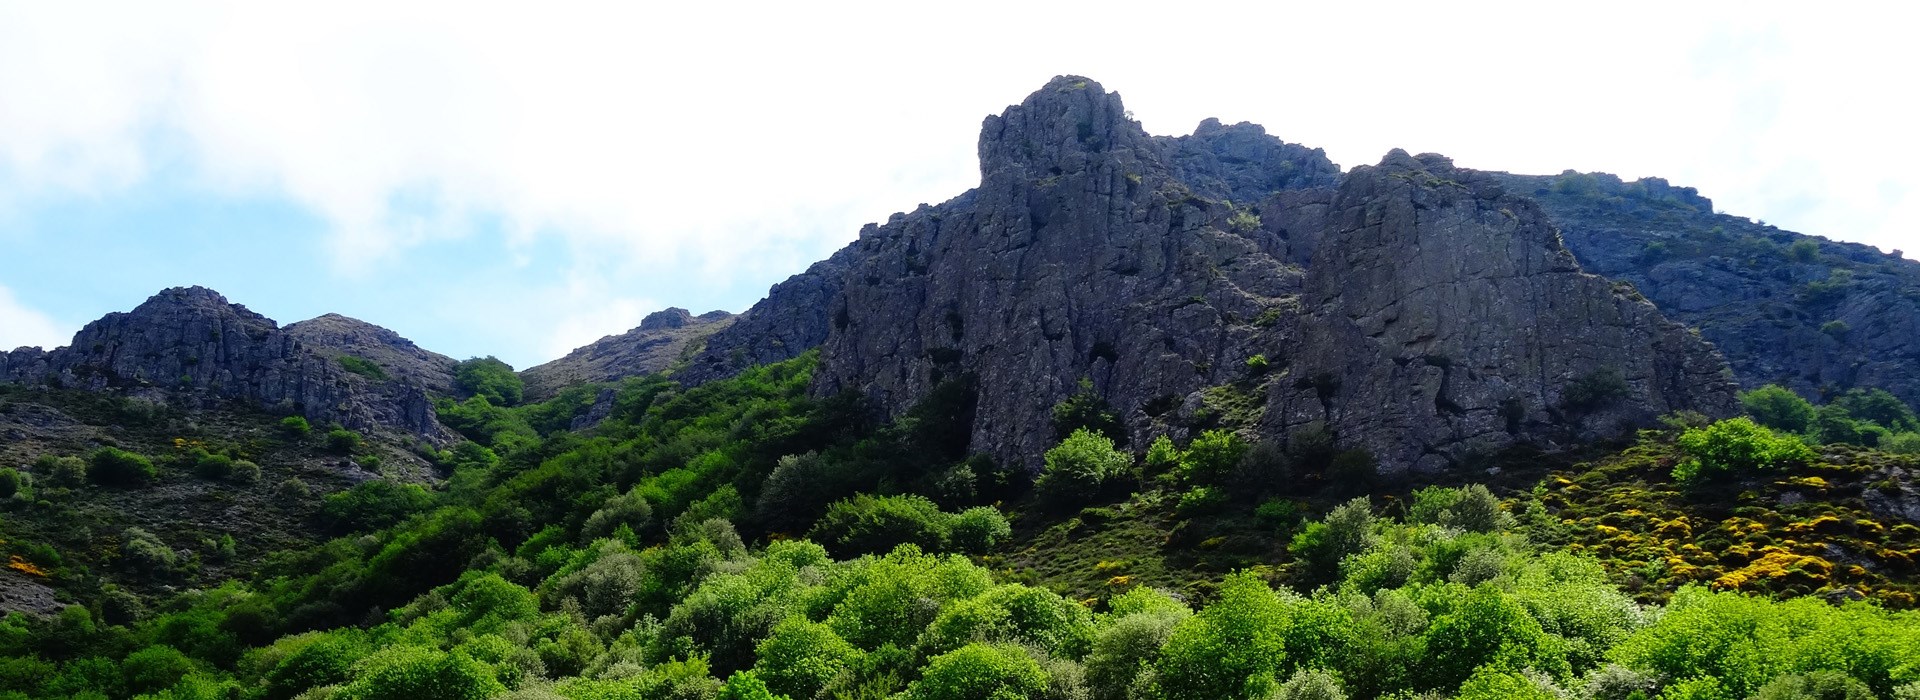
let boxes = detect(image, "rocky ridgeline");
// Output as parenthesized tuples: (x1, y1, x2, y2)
(672, 77, 1743, 474)
(1498, 172, 1920, 409)
(0, 287, 455, 442)
(520, 307, 734, 401)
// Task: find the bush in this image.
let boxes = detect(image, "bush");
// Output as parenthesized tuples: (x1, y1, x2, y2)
(122, 644, 196, 696)
(1154, 572, 1290, 700)
(35, 454, 87, 486)
(229, 459, 262, 484)
(325, 428, 363, 455)
(337, 355, 388, 380)
(905, 643, 1048, 700)
(1274, 667, 1347, 700)
(0, 468, 19, 499)
(1886, 432, 1920, 455)
(455, 356, 524, 406)
(88, 447, 156, 485)
(809, 493, 950, 556)
(1179, 429, 1245, 485)
(582, 489, 654, 541)
(1751, 671, 1875, 700)
(1741, 384, 1816, 434)
(950, 506, 1012, 554)
(275, 478, 311, 503)
(754, 617, 861, 700)
(1053, 378, 1126, 446)
(1255, 498, 1300, 529)
(1832, 388, 1920, 433)
(1175, 486, 1228, 517)
(1563, 367, 1630, 413)
(334, 645, 505, 700)
(320, 480, 434, 532)
(1036, 428, 1131, 506)
(1673, 417, 1817, 485)
(121, 527, 178, 573)
(279, 416, 311, 437)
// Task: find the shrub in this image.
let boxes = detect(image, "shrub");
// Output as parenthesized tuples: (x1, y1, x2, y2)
(319, 480, 433, 532)
(1886, 432, 1920, 455)
(950, 506, 1012, 554)
(1255, 498, 1300, 529)
(334, 645, 505, 700)
(336, 355, 388, 380)
(1180, 429, 1245, 485)
(1821, 320, 1852, 338)
(718, 670, 780, 700)
(754, 617, 860, 700)
(1053, 378, 1126, 446)
(122, 644, 196, 696)
(0, 468, 19, 499)
(279, 416, 311, 437)
(905, 643, 1048, 700)
(229, 459, 262, 484)
(274, 478, 311, 503)
(1562, 367, 1630, 413)
(1751, 671, 1875, 700)
(121, 527, 178, 573)
(1144, 435, 1183, 477)
(1086, 606, 1188, 699)
(88, 447, 156, 485)
(1673, 417, 1816, 485)
(36, 454, 87, 486)
(1741, 384, 1816, 434)
(1245, 354, 1271, 375)
(455, 356, 523, 406)
(1154, 572, 1290, 700)
(810, 493, 951, 556)
(1037, 428, 1131, 506)
(1832, 388, 1919, 432)
(1175, 486, 1228, 517)
(188, 449, 234, 480)
(1274, 667, 1347, 700)
(582, 488, 654, 541)
(325, 428, 363, 454)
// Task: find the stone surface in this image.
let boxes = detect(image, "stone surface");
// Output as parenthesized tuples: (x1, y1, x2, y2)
(520, 308, 734, 401)
(676, 76, 1740, 474)
(1499, 171, 1920, 408)
(0, 287, 454, 442)
(1267, 152, 1740, 472)
(284, 313, 459, 395)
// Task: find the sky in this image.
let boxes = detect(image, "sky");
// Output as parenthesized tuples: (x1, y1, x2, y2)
(1, 2, 1915, 369)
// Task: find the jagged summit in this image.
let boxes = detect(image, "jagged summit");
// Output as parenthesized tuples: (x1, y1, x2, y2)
(646, 76, 1747, 474)
(520, 307, 736, 402)
(0, 286, 453, 441)
(284, 312, 459, 395)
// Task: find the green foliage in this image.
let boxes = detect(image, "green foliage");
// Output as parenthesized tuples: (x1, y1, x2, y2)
(1037, 428, 1131, 506)
(122, 644, 196, 696)
(279, 415, 312, 437)
(949, 506, 1012, 554)
(1179, 429, 1245, 485)
(337, 355, 388, 380)
(1672, 417, 1816, 485)
(1832, 388, 1920, 433)
(1563, 367, 1630, 413)
(810, 493, 951, 557)
(1053, 378, 1127, 446)
(35, 454, 87, 486)
(320, 480, 435, 533)
(334, 645, 504, 700)
(1155, 572, 1291, 700)
(905, 643, 1048, 700)
(1741, 384, 1817, 433)
(1821, 319, 1852, 338)
(0, 468, 18, 499)
(88, 446, 156, 485)
(326, 427, 364, 454)
(755, 616, 859, 699)
(454, 356, 523, 407)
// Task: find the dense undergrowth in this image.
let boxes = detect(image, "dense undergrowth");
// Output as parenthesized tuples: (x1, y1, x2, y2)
(2, 358, 1920, 699)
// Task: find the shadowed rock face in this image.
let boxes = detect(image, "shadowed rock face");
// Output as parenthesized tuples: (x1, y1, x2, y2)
(520, 308, 735, 401)
(285, 313, 459, 395)
(662, 76, 1742, 475)
(0, 287, 455, 442)
(1270, 151, 1740, 472)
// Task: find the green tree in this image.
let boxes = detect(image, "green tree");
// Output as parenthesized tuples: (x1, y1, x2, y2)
(455, 356, 524, 406)
(754, 616, 860, 699)
(279, 415, 312, 437)
(1036, 428, 1131, 506)
(0, 468, 19, 499)
(1673, 417, 1816, 484)
(809, 493, 951, 556)
(333, 645, 504, 700)
(949, 506, 1012, 554)
(88, 447, 156, 485)
(1832, 388, 1919, 432)
(1740, 384, 1816, 433)
(905, 643, 1049, 700)
(1180, 429, 1246, 485)
(1155, 572, 1292, 700)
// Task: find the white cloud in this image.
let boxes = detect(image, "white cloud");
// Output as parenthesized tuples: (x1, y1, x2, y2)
(0, 284, 72, 351)
(0, 2, 1913, 314)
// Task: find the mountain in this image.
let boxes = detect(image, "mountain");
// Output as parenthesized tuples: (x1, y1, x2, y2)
(0, 287, 454, 443)
(1499, 172, 1920, 407)
(666, 76, 1739, 474)
(519, 308, 733, 401)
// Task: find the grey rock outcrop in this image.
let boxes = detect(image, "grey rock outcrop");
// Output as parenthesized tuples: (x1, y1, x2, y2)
(285, 313, 459, 395)
(520, 307, 735, 401)
(0, 287, 454, 442)
(1499, 172, 1920, 408)
(677, 252, 853, 384)
(1155, 118, 1341, 206)
(751, 76, 1738, 474)
(1268, 152, 1740, 472)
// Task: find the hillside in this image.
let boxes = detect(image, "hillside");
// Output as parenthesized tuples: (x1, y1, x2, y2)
(1, 75, 1918, 700)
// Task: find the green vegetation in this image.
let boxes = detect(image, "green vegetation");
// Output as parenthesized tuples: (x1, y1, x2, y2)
(335, 355, 388, 380)
(4, 353, 1920, 700)
(87, 447, 156, 486)
(455, 356, 524, 406)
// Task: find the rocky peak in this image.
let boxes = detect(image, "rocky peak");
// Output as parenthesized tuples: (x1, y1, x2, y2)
(639, 308, 696, 331)
(283, 313, 458, 395)
(521, 307, 737, 401)
(0, 287, 454, 442)
(977, 76, 1159, 184)
(1158, 118, 1343, 205)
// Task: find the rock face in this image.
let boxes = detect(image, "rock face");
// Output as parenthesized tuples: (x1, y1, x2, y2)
(669, 76, 1740, 475)
(1499, 172, 1920, 407)
(1267, 152, 1739, 472)
(520, 308, 734, 401)
(285, 313, 459, 395)
(0, 287, 454, 442)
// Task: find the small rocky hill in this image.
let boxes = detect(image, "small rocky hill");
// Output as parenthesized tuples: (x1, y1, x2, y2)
(0, 287, 455, 443)
(520, 307, 733, 401)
